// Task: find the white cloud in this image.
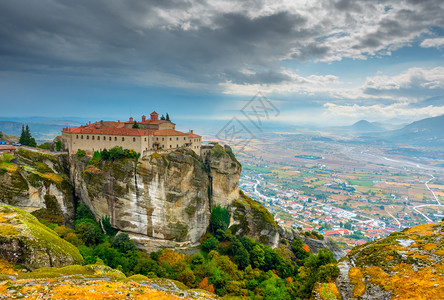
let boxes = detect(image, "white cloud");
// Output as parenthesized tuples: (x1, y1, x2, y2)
(420, 37, 444, 49)
(322, 102, 444, 124)
(362, 66, 444, 101)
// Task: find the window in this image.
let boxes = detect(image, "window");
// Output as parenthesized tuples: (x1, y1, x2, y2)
(176, 137, 178, 141)
(76, 135, 78, 139)
(184, 137, 186, 140)
(162, 138, 164, 141)
(122, 137, 125, 141)
(170, 145, 172, 148)
(109, 137, 112, 141)
(87, 136, 89, 140)
(162, 145, 164, 148)
(103, 136, 106, 140)
(92, 136, 95, 140)
(97, 136, 100, 140)
(144, 138, 147, 142)
(176, 144, 178, 148)
(156, 138, 159, 141)
(115, 137, 117, 141)
(169, 137, 172, 141)
(133, 137, 136, 142)
(81, 135, 83, 139)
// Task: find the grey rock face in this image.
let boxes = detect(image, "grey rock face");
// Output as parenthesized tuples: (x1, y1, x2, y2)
(70, 147, 241, 252)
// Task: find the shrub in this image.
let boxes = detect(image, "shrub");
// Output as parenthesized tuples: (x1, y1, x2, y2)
(56, 140, 62, 151)
(76, 149, 86, 158)
(211, 206, 230, 239)
(112, 233, 137, 253)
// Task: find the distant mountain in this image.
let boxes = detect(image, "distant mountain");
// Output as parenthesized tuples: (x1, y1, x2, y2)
(381, 114, 444, 146)
(327, 119, 386, 134)
(350, 120, 385, 132)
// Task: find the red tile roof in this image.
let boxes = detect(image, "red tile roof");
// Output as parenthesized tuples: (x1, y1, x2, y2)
(153, 129, 189, 136)
(63, 126, 151, 136)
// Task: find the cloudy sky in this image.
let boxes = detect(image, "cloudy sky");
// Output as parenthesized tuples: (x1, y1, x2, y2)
(0, 0, 443, 127)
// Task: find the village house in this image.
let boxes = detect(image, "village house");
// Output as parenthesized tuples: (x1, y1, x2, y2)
(61, 111, 202, 155)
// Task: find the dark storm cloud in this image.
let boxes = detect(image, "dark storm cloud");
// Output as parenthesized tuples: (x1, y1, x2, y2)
(0, 0, 443, 89)
(0, 0, 311, 87)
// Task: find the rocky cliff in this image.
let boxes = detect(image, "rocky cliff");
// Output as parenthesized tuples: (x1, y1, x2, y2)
(317, 221, 444, 299)
(69, 146, 240, 252)
(0, 148, 75, 225)
(1, 146, 343, 257)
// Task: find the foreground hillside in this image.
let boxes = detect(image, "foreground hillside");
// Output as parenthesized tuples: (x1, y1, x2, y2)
(0, 263, 217, 299)
(314, 221, 444, 300)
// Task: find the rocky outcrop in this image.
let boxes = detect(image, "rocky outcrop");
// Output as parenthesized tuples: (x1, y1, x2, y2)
(0, 148, 75, 225)
(70, 147, 241, 252)
(229, 191, 280, 248)
(328, 221, 444, 299)
(0, 205, 83, 270)
(206, 145, 241, 208)
(279, 226, 346, 260)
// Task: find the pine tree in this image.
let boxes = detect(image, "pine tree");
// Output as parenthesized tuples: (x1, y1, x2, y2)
(132, 121, 139, 128)
(160, 114, 166, 120)
(19, 125, 26, 145)
(166, 113, 170, 121)
(25, 125, 31, 145)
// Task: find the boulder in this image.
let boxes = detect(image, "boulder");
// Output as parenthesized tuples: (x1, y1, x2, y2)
(0, 205, 83, 270)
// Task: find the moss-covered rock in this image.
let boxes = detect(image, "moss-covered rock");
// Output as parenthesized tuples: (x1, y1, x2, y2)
(0, 205, 83, 270)
(229, 191, 280, 248)
(0, 150, 75, 225)
(332, 221, 444, 300)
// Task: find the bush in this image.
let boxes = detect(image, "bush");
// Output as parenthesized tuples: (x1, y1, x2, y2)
(56, 140, 62, 151)
(202, 237, 220, 252)
(112, 233, 137, 253)
(211, 206, 230, 239)
(76, 149, 86, 158)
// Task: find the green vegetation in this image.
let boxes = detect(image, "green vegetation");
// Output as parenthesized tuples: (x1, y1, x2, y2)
(132, 121, 139, 129)
(19, 124, 37, 147)
(37, 201, 339, 299)
(76, 149, 86, 158)
(56, 140, 62, 151)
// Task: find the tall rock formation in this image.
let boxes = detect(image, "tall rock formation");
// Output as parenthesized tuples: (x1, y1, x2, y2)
(69, 146, 241, 252)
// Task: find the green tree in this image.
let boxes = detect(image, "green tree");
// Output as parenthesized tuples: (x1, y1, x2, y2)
(211, 206, 230, 239)
(251, 244, 265, 268)
(160, 114, 166, 120)
(112, 233, 137, 253)
(56, 140, 62, 151)
(0, 131, 3, 140)
(166, 113, 170, 121)
(132, 121, 139, 128)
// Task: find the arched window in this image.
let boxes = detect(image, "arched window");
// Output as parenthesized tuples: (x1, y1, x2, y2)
(87, 136, 89, 140)
(115, 137, 117, 141)
(103, 136, 106, 140)
(176, 144, 178, 148)
(81, 135, 83, 139)
(92, 136, 95, 140)
(169, 137, 172, 141)
(122, 137, 125, 141)
(76, 135, 78, 139)
(176, 137, 178, 141)
(109, 137, 112, 141)
(133, 138, 136, 142)
(170, 145, 172, 148)
(97, 136, 100, 140)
